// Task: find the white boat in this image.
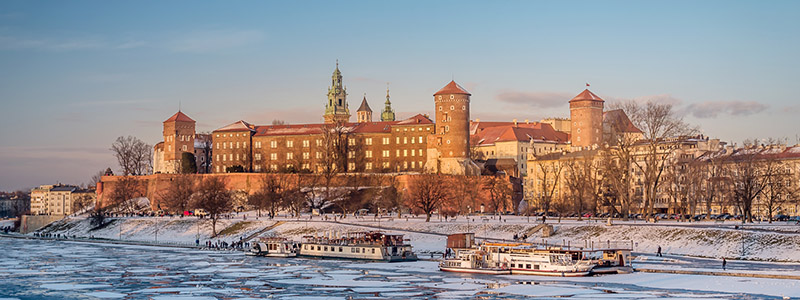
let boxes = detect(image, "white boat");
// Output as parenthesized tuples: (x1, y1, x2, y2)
(483, 243, 593, 277)
(439, 249, 510, 275)
(247, 237, 298, 257)
(298, 231, 417, 262)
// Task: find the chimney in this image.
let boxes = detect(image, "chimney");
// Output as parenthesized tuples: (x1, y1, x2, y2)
(525, 119, 529, 124)
(513, 119, 518, 127)
(476, 118, 480, 122)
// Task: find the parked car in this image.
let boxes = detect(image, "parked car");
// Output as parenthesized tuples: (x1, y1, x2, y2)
(193, 209, 209, 217)
(774, 214, 790, 221)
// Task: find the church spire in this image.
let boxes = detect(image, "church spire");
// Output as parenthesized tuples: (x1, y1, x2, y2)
(324, 60, 350, 124)
(380, 82, 396, 122)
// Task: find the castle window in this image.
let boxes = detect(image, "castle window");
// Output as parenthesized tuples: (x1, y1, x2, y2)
(316, 139, 322, 146)
(182, 145, 187, 151)
(271, 153, 277, 160)
(382, 150, 390, 157)
(411, 161, 416, 168)
(365, 138, 372, 145)
(348, 162, 355, 171)
(366, 162, 372, 170)
(439, 106, 442, 111)
(255, 153, 262, 160)
(237, 142, 240, 149)
(382, 137, 390, 145)
(287, 140, 293, 147)
(303, 152, 310, 159)
(271, 141, 277, 148)
(396, 149, 400, 157)
(419, 149, 423, 156)
(396, 137, 400, 144)
(365, 151, 372, 158)
(404, 137, 408, 144)
(216, 143, 219, 149)
(287, 153, 293, 160)
(303, 140, 310, 147)
(316, 152, 322, 159)
(447, 139, 451, 144)
(383, 162, 390, 168)
(419, 137, 423, 143)
(462, 105, 466, 110)
(348, 138, 355, 146)
(450, 105, 454, 110)
(404, 149, 408, 157)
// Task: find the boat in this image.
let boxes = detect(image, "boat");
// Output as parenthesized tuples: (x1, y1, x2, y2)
(439, 248, 511, 275)
(439, 233, 510, 274)
(298, 231, 417, 262)
(483, 243, 594, 277)
(247, 237, 299, 257)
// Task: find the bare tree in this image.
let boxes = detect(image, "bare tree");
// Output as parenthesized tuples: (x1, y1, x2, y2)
(314, 122, 353, 211)
(110, 136, 153, 175)
(483, 176, 511, 214)
(600, 110, 642, 220)
(249, 174, 288, 218)
(614, 101, 695, 218)
(89, 169, 106, 187)
(108, 176, 146, 213)
(761, 151, 795, 222)
(563, 154, 598, 219)
(533, 157, 563, 217)
(406, 174, 449, 222)
(72, 193, 95, 214)
(727, 143, 775, 223)
(451, 175, 481, 215)
(159, 174, 196, 214)
(194, 176, 233, 236)
(377, 176, 404, 215)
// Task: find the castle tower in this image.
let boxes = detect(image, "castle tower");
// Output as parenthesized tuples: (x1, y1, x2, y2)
(356, 94, 372, 123)
(425, 80, 480, 175)
(569, 89, 604, 150)
(380, 83, 395, 121)
(323, 61, 351, 124)
(161, 110, 196, 173)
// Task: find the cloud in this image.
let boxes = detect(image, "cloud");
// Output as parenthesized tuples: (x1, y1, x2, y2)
(495, 90, 572, 109)
(684, 101, 768, 118)
(606, 94, 684, 107)
(783, 104, 800, 113)
(166, 30, 265, 53)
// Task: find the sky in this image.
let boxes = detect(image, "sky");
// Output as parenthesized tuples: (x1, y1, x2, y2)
(1, 0, 799, 191)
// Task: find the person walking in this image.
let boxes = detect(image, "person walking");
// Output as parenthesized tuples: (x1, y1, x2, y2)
(722, 258, 727, 270)
(657, 246, 662, 257)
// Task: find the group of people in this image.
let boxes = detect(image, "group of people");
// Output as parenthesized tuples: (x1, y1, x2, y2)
(512, 233, 528, 241)
(1, 226, 12, 234)
(203, 239, 249, 250)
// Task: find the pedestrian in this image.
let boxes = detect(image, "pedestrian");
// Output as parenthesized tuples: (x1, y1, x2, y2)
(657, 246, 662, 257)
(722, 258, 727, 270)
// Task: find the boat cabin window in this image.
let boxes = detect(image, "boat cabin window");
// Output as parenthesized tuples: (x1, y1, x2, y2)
(534, 264, 539, 270)
(372, 249, 375, 254)
(526, 264, 532, 269)
(339, 247, 343, 252)
(324, 246, 328, 251)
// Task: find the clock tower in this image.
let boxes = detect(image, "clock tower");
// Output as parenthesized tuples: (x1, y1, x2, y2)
(323, 60, 351, 124)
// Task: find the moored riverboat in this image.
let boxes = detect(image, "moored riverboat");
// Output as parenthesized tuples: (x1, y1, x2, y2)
(298, 231, 417, 262)
(247, 237, 299, 257)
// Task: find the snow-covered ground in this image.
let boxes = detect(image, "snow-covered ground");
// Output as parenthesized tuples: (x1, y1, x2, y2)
(33, 213, 800, 261)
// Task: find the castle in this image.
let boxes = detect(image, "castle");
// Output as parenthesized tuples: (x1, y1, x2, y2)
(154, 63, 491, 176)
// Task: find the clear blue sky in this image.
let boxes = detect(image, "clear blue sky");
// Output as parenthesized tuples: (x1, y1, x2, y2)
(1, 1, 799, 191)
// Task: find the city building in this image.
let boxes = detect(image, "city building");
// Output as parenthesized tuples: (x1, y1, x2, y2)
(29, 184, 95, 216)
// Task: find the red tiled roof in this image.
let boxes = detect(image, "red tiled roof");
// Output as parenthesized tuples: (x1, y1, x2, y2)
(469, 121, 542, 135)
(569, 89, 604, 102)
(603, 109, 642, 133)
(214, 120, 256, 132)
(472, 123, 568, 146)
(434, 80, 471, 96)
(357, 96, 372, 112)
(164, 111, 195, 123)
(251, 114, 433, 137)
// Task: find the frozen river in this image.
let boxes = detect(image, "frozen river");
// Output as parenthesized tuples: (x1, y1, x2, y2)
(0, 237, 797, 299)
